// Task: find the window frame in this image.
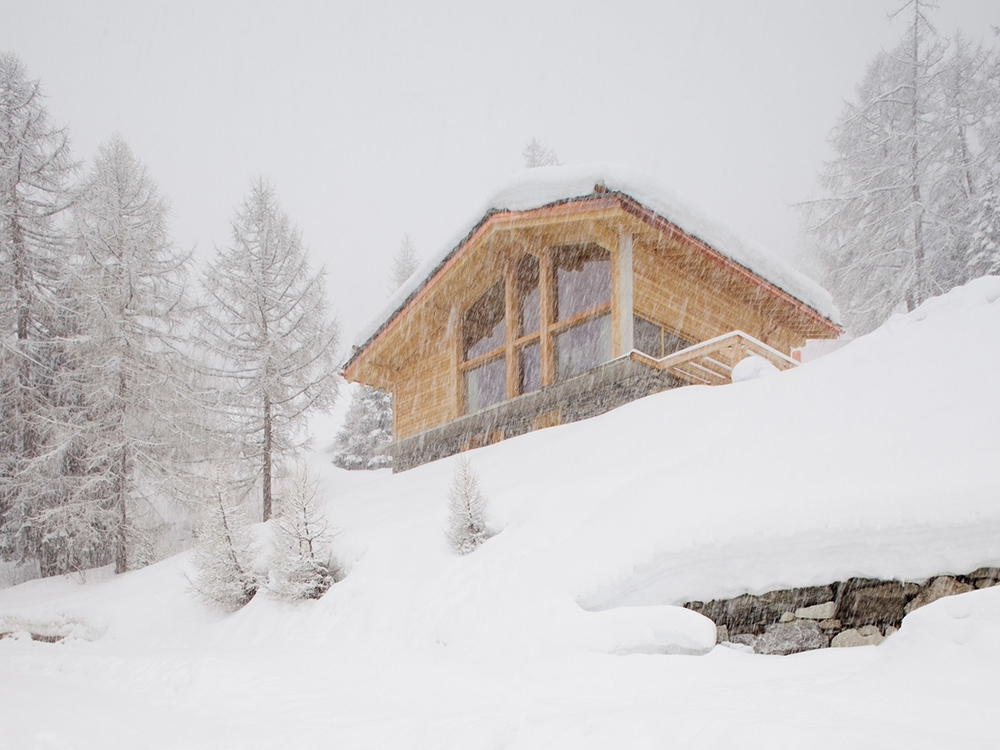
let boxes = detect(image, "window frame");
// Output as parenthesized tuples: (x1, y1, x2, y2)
(458, 242, 616, 414)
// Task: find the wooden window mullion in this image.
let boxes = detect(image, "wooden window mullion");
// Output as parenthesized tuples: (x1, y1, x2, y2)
(539, 250, 554, 387)
(505, 265, 517, 399)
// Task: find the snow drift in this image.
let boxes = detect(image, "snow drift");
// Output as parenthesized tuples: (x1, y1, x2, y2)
(2, 277, 1000, 749)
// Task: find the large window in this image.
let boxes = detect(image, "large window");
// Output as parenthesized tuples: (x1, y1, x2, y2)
(462, 281, 506, 413)
(515, 254, 541, 395)
(554, 314, 611, 381)
(464, 357, 506, 413)
(460, 244, 614, 413)
(463, 281, 505, 360)
(554, 244, 610, 321)
(551, 244, 611, 381)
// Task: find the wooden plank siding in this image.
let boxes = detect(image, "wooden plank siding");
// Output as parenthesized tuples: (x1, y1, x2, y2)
(632, 236, 802, 355)
(393, 345, 454, 440)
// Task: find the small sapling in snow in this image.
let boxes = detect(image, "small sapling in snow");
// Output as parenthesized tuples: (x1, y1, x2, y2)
(445, 457, 491, 555)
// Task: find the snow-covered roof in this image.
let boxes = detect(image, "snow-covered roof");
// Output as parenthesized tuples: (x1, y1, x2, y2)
(351, 163, 840, 357)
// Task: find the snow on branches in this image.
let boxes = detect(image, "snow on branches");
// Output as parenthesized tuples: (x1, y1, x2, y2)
(192, 479, 261, 611)
(330, 385, 392, 471)
(268, 463, 338, 600)
(445, 458, 491, 555)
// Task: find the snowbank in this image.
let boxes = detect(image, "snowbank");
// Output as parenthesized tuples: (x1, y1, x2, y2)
(2, 277, 999, 748)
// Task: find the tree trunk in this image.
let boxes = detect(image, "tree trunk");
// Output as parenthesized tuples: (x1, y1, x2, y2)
(263, 391, 272, 522)
(908, 6, 926, 310)
(114, 372, 129, 574)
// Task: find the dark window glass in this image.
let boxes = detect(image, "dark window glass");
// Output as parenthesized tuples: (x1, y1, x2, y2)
(553, 245, 610, 321)
(663, 330, 689, 356)
(554, 313, 611, 381)
(464, 357, 506, 413)
(516, 254, 540, 336)
(633, 316, 662, 357)
(519, 341, 541, 394)
(463, 281, 505, 360)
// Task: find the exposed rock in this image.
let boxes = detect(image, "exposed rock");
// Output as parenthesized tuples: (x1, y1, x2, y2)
(729, 633, 757, 651)
(884, 626, 898, 637)
(904, 576, 975, 614)
(795, 601, 836, 620)
(968, 567, 1000, 582)
(754, 621, 829, 656)
(716, 624, 729, 643)
(779, 611, 795, 623)
(837, 579, 910, 628)
(689, 594, 777, 636)
(969, 567, 1000, 589)
(818, 618, 841, 630)
(831, 628, 884, 648)
(760, 585, 834, 613)
(857, 625, 881, 637)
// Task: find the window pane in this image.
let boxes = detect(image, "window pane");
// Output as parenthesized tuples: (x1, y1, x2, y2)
(516, 254, 540, 336)
(464, 357, 506, 413)
(554, 313, 611, 381)
(554, 244, 610, 321)
(463, 281, 505, 360)
(663, 330, 690, 356)
(519, 341, 541, 394)
(633, 316, 662, 357)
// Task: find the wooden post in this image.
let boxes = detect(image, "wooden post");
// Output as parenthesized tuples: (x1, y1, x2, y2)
(504, 263, 517, 399)
(616, 230, 634, 357)
(539, 249, 554, 386)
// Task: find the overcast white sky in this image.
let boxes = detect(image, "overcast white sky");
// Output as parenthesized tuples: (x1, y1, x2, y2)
(3, 1, 997, 351)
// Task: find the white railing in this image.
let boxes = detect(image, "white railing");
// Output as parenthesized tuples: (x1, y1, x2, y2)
(628, 330, 797, 386)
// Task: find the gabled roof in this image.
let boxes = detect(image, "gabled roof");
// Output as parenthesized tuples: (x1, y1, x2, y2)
(346, 164, 840, 372)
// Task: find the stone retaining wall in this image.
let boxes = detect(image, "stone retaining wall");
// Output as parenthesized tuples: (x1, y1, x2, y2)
(684, 567, 1000, 655)
(387, 356, 680, 471)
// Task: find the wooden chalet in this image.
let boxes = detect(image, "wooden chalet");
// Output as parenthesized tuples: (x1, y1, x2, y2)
(344, 165, 841, 470)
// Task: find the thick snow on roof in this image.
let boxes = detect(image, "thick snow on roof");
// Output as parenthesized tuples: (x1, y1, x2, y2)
(352, 163, 840, 352)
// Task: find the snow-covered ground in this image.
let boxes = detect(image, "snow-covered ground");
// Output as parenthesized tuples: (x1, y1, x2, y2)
(2, 277, 1000, 749)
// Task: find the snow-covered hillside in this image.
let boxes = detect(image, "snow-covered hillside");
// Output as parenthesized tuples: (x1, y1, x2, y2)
(2, 277, 1000, 749)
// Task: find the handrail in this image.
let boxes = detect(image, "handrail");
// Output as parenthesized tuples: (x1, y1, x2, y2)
(627, 330, 797, 385)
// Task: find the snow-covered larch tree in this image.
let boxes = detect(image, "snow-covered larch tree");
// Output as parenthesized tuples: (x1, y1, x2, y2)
(804, 2, 1000, 333)
(445, 457, 491, 555)
(388, 234, 419, 296)
(0, 53, 76, 572)
(69, 135, 192, 573)
(192, 477, 260, 610)
(269, 462, 337, 600)
(330, 384, 392, 470)
(522, 138, 560, 168)
(199, 179, 339, 522)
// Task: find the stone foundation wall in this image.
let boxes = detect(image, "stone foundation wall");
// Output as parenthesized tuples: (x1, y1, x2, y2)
(387, 356, 680, 471)
(684, 567, 1000, 655)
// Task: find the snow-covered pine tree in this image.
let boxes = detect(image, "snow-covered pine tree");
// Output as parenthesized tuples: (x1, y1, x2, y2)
(192, 478, 260, 610)
(198, 179, 340, 522)
(269, 463, 337, 600)
(445, 457, 490, 555)
(330, 385, 392, 470)
(522, 138, 560, 168)
(388, 234, 419, 296)
(67, 136, 192, 574)
(970, 177, 1000, 275)
(0, 53, 76, 573)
